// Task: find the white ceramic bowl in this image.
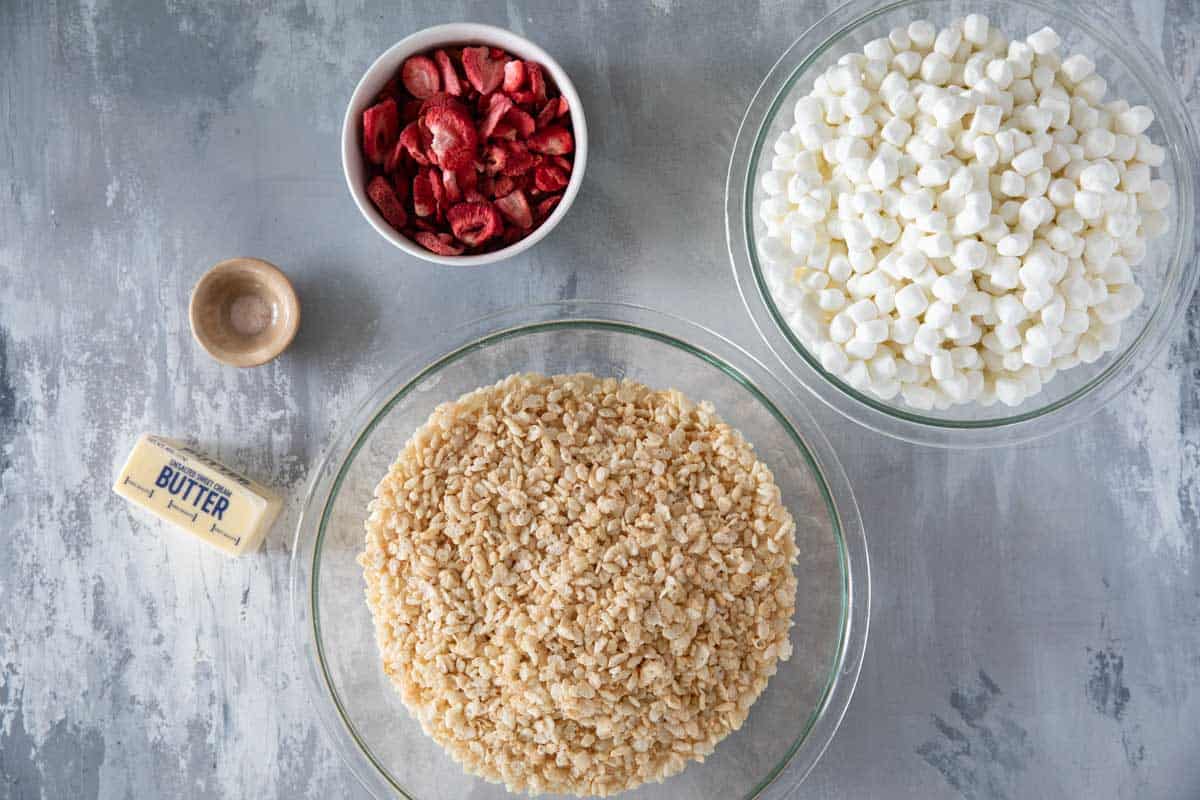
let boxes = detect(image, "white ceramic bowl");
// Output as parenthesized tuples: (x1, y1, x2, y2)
(342, 23, 588, 266)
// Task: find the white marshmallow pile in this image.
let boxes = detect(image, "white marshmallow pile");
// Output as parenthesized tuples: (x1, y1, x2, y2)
(757, 16, 1172, 410)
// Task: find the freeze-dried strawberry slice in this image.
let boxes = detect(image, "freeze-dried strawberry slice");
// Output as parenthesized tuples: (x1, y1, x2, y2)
(367, 176, 407, 229)
(490, 119, 518, 140)
(525, 62, 547, 103)
(492, 174, 516, 198)
(536, 193, 562, 219)
(412, 169, 436, 217)
(527, 126, 573, 155)
(362, 98, 399, 164)
(535, 100, 558, 130)
(509, 90, 538, 107)
(483, 143, 508, 175)
(434, 50, 463, 96)
(424, 105, 478, 171)
(499, 141, 536, 176)
(549, 154, 573, 172)
(534, 164, 570, 193)
(505, 107, 535, 138)
(479, 93, 514, 138)
(413, 217, 438, 232)
(401, 55, 441, 99)
(429, 168, 447, 220)
(448, 201, 503, 246)
(398, 121, 430, 165)
(414, 231, 464, 256)
(495, 189, 533, 229)
(502, 60, 526, 93)
(461, 47, 505, 94)
(419, 93, 467, 115)
(536, 97, 569, 129)
(441, 168, 464, 204)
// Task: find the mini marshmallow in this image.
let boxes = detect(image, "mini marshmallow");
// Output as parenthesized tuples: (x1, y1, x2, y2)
(1026, 26, 1060, 56)
(963, 14, 990, 46)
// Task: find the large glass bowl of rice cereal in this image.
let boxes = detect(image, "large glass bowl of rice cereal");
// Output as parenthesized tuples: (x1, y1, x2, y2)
(291, 301, 868, 800)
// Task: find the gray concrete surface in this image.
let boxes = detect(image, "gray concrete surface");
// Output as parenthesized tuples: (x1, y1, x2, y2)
(2, 1, 1198, 798)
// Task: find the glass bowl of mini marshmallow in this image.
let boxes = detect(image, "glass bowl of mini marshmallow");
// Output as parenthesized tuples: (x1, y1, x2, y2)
(727, 0, 1200, 447)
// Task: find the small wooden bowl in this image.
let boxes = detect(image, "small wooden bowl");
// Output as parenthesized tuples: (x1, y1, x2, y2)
(189, 258, 300, 367)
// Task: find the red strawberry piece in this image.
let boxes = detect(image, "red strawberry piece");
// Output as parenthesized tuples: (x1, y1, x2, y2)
(499, 141, 536, 176)
(509, 90, 537, 107)
(483, 143, 508, 175)
(362, 98, 399, 164)
(441, 168, 463, 204)
(534, 164, 570, 193)
(479, 93, 514, 138)
(461, 47, 505, 94)
(413, 217, 438, 232)
(535, 99, 558, 130)
(505, 107, 536, 138)
(445, 166, 477, 201)
(383, 135, 407, 173)
(465, 189, 487, 203)
(525, 62, 547, 103)
(492, 174, 516, 198)
(502, 60, 526, 93)
(423, 105, 478, 171)
(414, 231, 464, 256)
(398, 121, 430, 165)
(549, 154, 573, 172)
(419, 93, 467, 115)
(490, 119, 518, 140)
(536, 97, 570, 129)
(527, 126, 573, 155)
(489, 47, 507, 60)
(448, 201, 503, 246)
(367, 176, 408, 229)
(495, 189, 533, 229)
(429, 168, 447, 219)
(536, 193, 562, 219)
(434, 50, 463, 96)
(412, 169, 436, 217)
(401, 55, 441, 99)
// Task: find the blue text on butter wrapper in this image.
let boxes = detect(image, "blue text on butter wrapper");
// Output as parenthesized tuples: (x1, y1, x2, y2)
(155, 464, 231, 519)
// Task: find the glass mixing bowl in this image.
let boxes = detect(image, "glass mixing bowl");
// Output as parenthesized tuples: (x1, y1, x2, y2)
(726, 0, 1200, 447)
(290, 301, 868, 799)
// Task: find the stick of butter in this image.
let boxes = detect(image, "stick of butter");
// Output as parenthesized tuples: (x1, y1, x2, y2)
(113, 434, 282, 556)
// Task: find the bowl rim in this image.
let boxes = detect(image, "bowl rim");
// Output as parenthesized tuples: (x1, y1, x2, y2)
(726, 0, 1200, 448)
(341, 23, 589, 266)
(289, 300, 870, 800)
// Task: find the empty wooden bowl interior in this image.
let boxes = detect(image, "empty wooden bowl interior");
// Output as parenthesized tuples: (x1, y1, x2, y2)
(189, 258, 300, 367)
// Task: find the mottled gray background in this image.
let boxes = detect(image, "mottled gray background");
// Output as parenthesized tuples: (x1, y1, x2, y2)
(2, 1, 1198, 798)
